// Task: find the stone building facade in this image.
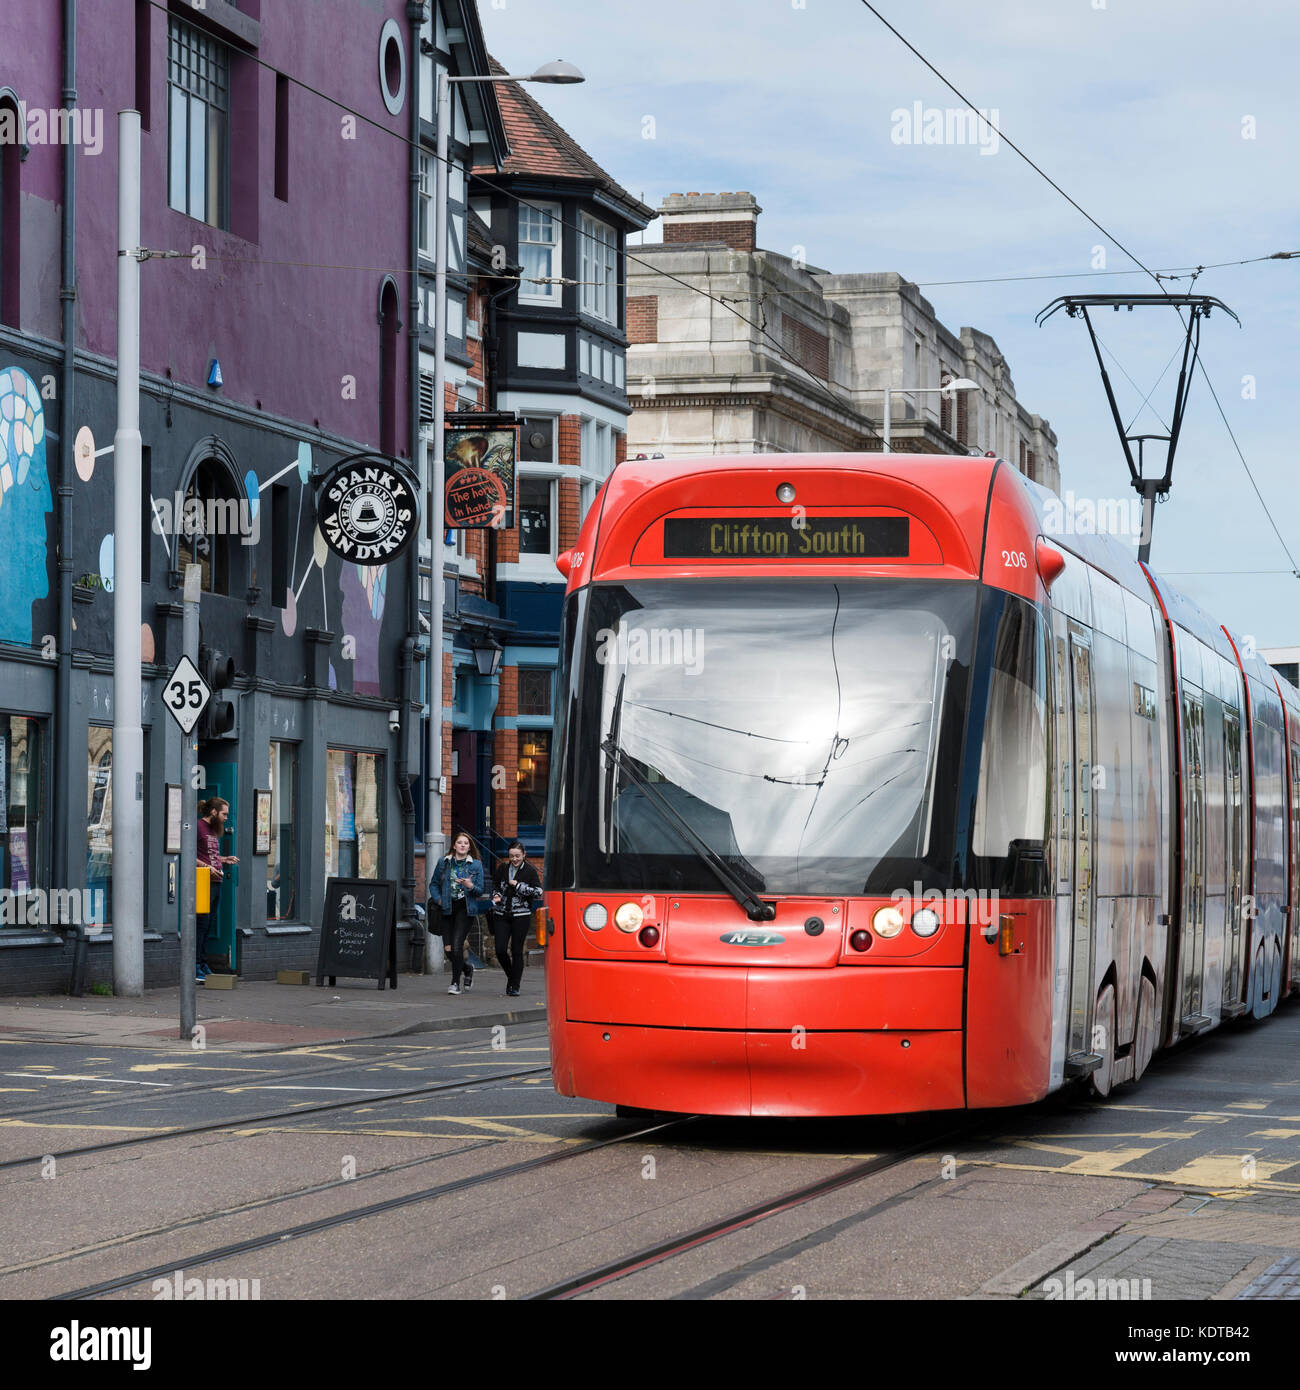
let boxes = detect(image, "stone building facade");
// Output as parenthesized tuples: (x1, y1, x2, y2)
(626, 192, 1059, 493)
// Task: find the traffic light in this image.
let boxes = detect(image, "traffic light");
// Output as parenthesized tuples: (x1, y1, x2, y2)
(198, 645, 235, 740)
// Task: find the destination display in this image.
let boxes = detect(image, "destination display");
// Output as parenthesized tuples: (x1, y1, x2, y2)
(662, 516, 910, 558)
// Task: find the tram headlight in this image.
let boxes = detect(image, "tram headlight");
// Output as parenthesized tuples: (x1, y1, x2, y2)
(614, 902, 644, 933)
(776, 481, 797, 503)
(871, 906, 905, 938)
(583, 903, 609, 931)
(911, 908, 941, 937)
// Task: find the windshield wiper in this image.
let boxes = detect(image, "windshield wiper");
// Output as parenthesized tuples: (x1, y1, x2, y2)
(600, 734, 776, 923)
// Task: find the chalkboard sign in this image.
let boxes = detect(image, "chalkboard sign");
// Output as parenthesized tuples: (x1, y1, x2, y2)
(316, 877, 398, 989)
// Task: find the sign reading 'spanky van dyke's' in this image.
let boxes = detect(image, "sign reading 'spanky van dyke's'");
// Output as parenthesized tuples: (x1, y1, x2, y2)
(315, 453, 420, 563)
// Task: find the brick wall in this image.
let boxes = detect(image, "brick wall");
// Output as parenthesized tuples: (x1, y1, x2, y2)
(616, 431, 627, 466)
(663, 219, 756, 252)
(558, 414, 581, 468)
(627, 295, 658, 344)
(558, 476, 581, 552)
(493, 664, 519, 839)
(441, 650, 454, 839)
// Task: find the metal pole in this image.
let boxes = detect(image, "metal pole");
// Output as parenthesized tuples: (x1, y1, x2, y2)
(424, 66, 449, 961)
(179, 565, 200, 1038)
(112, 110, 144, 996)
(883, 386, 891, 451)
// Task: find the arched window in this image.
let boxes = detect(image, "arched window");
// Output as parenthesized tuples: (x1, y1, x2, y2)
(178, 457, 244, 595)
(378, 278, 400, 456)
(0, 91, 23, 327)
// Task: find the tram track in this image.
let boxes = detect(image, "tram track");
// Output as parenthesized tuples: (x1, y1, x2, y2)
(524, 1120, 973, 1299)
(44, 1113, 976, 1302)
(0, 1061, 554, 1173)
(48, 1115, 694, 1301)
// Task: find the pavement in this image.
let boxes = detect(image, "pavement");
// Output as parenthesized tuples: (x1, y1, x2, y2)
(0, 961, 546, 1052)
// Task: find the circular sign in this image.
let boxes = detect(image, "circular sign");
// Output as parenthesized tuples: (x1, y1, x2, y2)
(445, 465, 507, 527)
(316, 454, 420, 564)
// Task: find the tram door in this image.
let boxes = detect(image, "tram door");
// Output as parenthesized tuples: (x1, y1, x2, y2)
(1065, 632, 1097, 1065)
(1179, 691, 1207, 1028)
(1222, 711, 1246, 1011)
(1289, 744, 1300, 992)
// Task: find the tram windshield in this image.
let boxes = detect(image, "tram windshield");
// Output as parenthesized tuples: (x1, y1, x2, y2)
(566, 579, 977, 896)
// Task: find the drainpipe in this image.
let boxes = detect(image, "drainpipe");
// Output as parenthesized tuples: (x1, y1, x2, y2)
(59, 0, 81, 992)
(399, 2, 427, 964)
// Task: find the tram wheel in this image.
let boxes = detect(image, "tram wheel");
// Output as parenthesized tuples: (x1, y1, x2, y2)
(1089, 982, 1116, 1099)
(1132, 975, 1157, 1082)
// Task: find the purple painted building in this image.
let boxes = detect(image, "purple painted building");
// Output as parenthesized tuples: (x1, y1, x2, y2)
(0, 0, 505, 991)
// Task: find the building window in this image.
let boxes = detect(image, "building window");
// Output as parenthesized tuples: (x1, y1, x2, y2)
(324, 749, 383, 883)
(266, 741, 297, 921)
(517, 730, 551, 827)
(1, 716, 41, 909)
(0, 95, 21, 328)
(518, 668, 553, 718)
(87, 727, 113, 925)
(580, 213, 618, 323)
(579, 418, 617, 518)
(177, 459, 242, 595)
(518, 203, 561, 304)
(417, 150, 434, 258)
(517, 477, 555, 556)
(168, 16, 229, 228)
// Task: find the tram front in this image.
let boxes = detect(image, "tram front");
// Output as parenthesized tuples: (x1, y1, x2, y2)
(543, 456, 1053, 1117)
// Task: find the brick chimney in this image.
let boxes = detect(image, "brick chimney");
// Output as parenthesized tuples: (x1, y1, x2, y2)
(659, 191, 762, 253)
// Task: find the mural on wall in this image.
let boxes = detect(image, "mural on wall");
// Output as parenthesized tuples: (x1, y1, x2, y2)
(0, 367, 54, 646)
(64, 421, 395, 696)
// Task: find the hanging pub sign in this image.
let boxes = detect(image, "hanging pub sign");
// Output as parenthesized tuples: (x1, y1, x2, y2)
(315, 452, 421, 563)
(444, 413, 519, 529)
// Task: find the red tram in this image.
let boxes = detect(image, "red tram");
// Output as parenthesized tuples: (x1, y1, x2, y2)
(542, 454, 1298, 1116)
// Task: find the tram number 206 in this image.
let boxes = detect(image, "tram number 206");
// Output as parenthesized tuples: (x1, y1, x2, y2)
(1001, 550, 1028, 569)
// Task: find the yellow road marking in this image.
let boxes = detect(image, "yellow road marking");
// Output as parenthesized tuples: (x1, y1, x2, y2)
(1226, 1101, 1269, 1110)
(1108, 1103, 1300, 1122)
(964, 1156, 1300, 1192)
(0, 1118, 171, 1134)
(129, 1062, 266, 1073)
(1249, 1128, 1300, 1139)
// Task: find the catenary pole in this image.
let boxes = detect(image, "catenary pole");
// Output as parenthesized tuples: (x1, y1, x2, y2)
(112, 110, 145, 995)
(424, 66, 449, 961)
(179, 566, 200, 1038)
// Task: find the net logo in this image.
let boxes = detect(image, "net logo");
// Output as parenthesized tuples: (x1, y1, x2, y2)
(720, 931, 785, 947)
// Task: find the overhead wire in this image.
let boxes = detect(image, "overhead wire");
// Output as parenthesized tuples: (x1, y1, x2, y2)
(855, 0, 1299, 578)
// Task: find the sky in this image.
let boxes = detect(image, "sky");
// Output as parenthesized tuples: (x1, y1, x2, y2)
(480, 0, 1300, 646)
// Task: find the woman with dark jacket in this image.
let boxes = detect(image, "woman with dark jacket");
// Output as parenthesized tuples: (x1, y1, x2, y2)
(429, 831, 489, 994)
(490, 841, 544, 997)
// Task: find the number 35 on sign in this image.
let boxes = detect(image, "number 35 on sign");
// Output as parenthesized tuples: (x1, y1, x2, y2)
(163, 656, 211, 735)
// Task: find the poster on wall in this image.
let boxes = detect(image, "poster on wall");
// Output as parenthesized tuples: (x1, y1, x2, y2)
(444, 419, 519, 529)
(334, 763, 356, 842)
(9, 827, 28, 893)
(255, 790, 272, 855)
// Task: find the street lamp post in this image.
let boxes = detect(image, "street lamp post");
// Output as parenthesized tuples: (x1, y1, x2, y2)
(879, 377, 979, 451)
(424, 60, 584, 931)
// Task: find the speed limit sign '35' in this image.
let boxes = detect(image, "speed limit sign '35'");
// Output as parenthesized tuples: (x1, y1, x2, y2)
(163, 656, 211, 735)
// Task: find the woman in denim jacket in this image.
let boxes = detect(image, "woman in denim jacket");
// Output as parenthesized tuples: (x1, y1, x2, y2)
(429, 832, 489, 993)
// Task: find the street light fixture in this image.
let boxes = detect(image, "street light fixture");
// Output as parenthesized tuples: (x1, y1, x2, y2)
(423, 59, 584, 905)
(874, 376, 979, 451)
(470, 632, 504, 678)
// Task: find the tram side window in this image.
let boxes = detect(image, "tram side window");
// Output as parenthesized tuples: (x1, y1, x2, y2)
(972, 594, 1049, 890)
